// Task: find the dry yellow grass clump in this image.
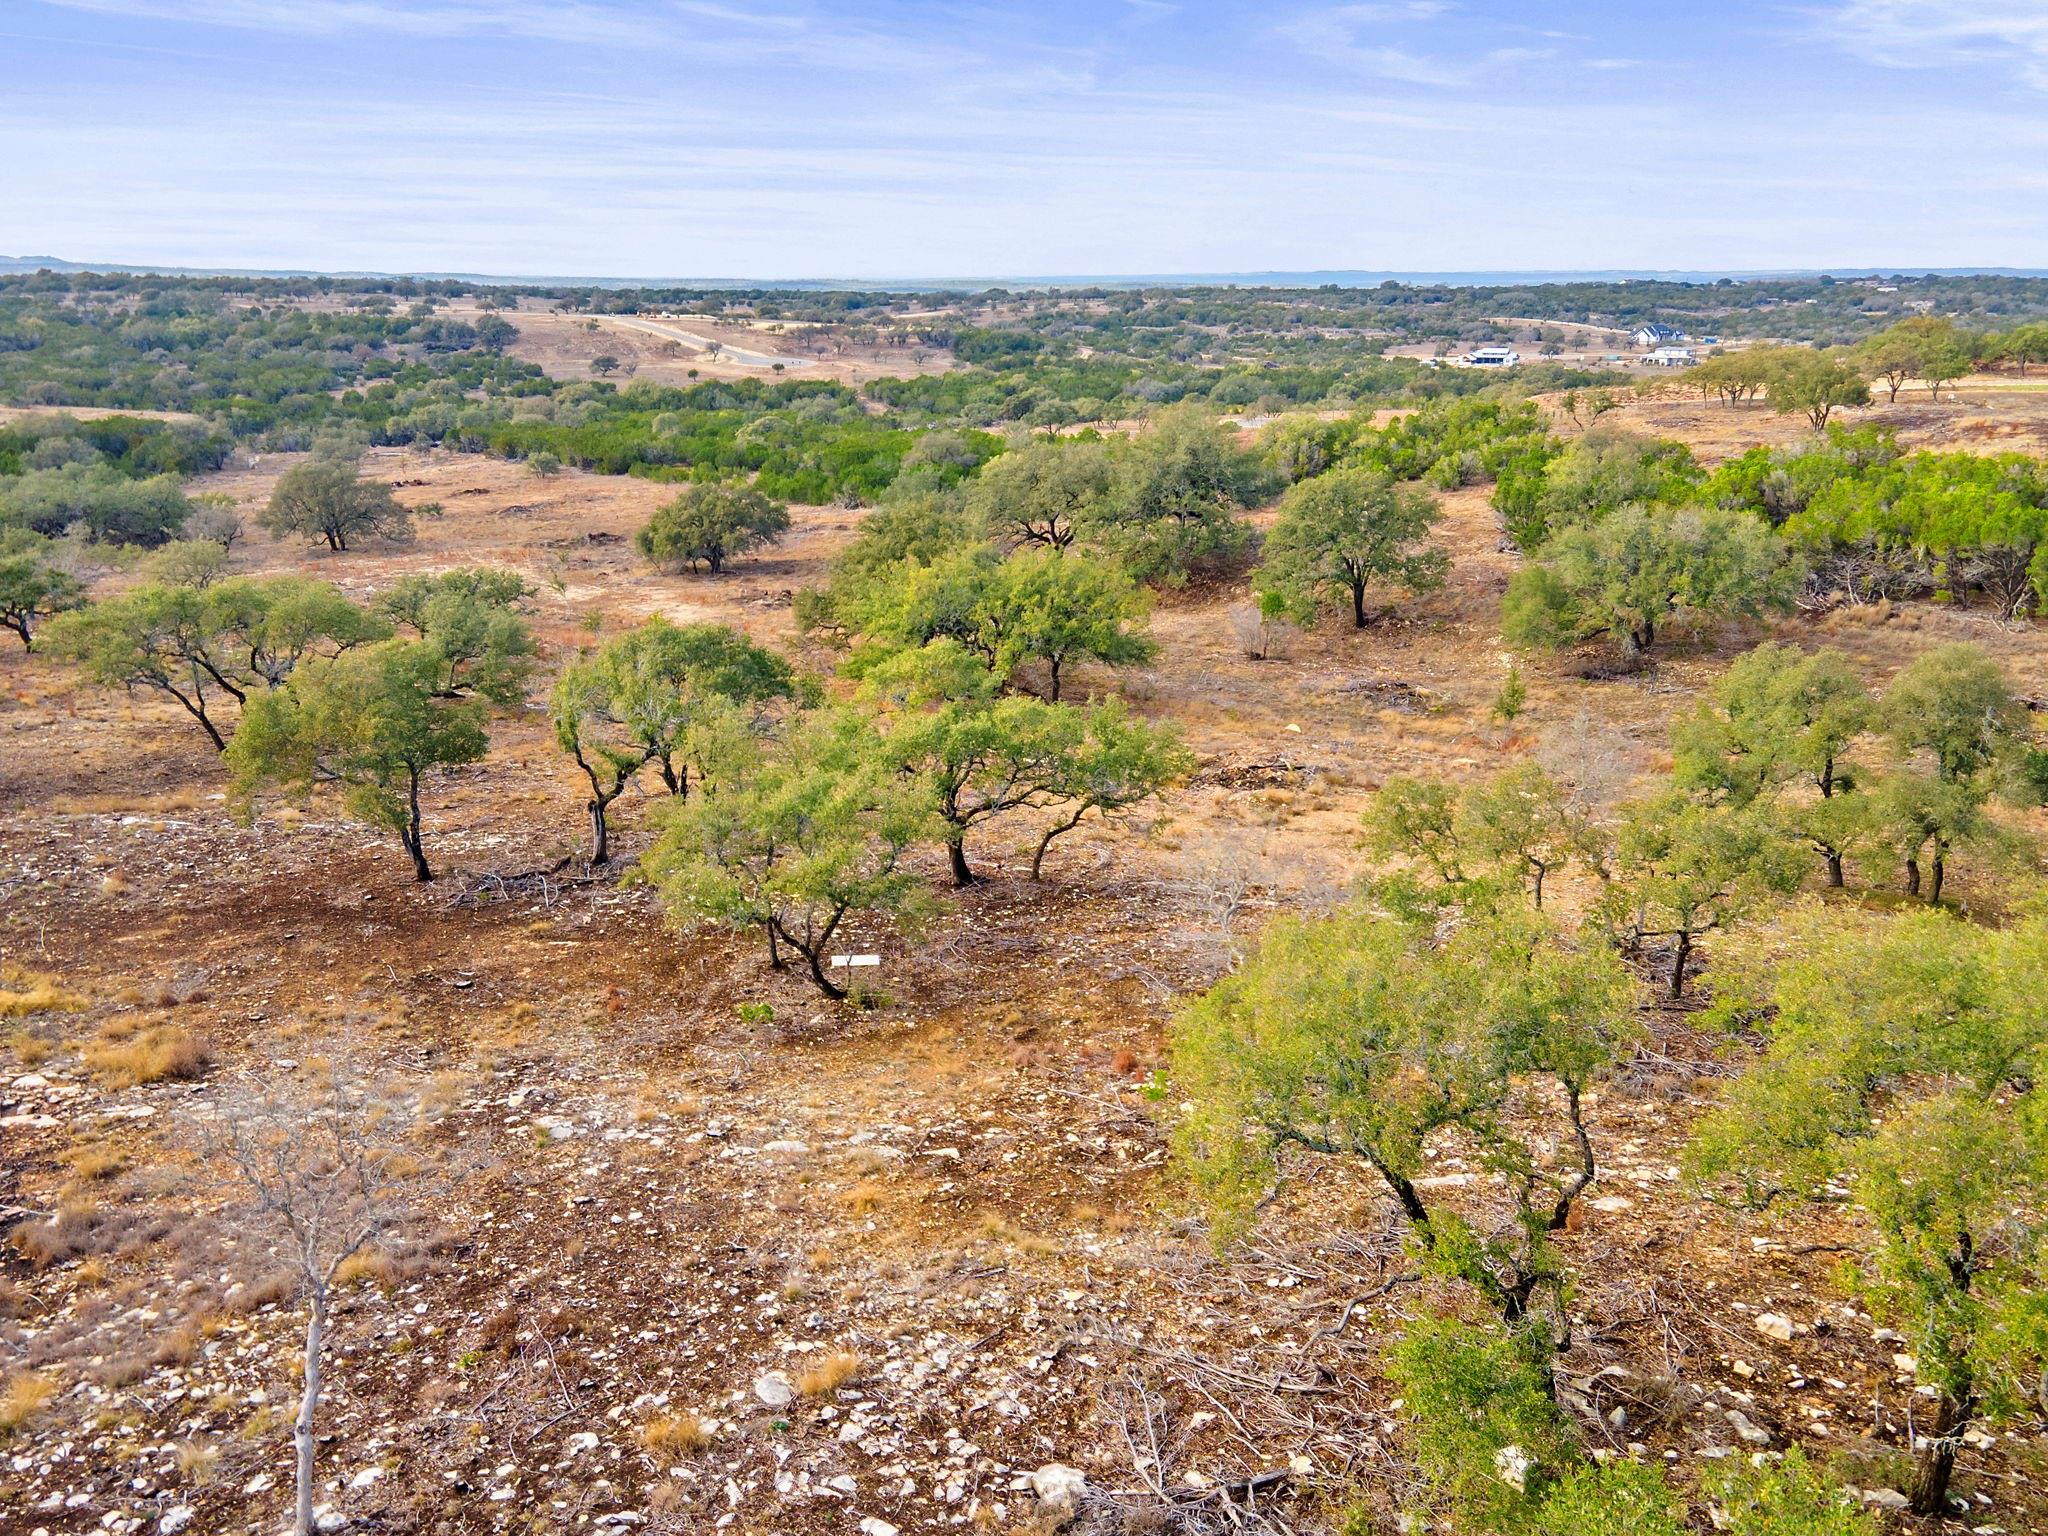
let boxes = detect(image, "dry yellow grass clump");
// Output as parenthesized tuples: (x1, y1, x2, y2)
(796, 1350, 863, 1397)
(61, 1143, 125, 1181)
(0, 1371, 57, 1434)
(0, 966, 86, 1018)
(83, 1021, 212, 1087)
(637, 1412, 713, 1456)
(335, 1249, 400, 1291)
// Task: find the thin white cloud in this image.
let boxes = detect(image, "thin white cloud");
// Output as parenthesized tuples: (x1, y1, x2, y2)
(24, 0, 656, 44)
(1279, 5, 1558, 88)
(1826, 1, 2048, 88)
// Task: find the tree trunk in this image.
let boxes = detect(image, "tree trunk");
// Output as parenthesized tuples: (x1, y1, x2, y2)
(3, 615, 30, 651)
(587, 798, 610, 865)
(295, 1287, 326, 1536)
(801, 945, 847, 1000)
(168, 689, 228, 752)
(1909, 1391, 1969, 1516)
(947, 834, 975, 887)
(1351, 581, 1367, 629)
(1531, 863, 1545, 909)
(1048, 656, 1062, 703)
(1031, 808, 1088, 881)
(402, 770, 433, 883)
(1929, 847, 1945, 905)
(1621, 621, 1654, 667)
(1824, 849, 1844, 888)
(765, 921, 782, 969)
(1668, 929, 1692, 1000)
(1905, 856, 1922, 897)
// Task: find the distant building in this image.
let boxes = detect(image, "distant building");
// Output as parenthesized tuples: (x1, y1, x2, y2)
(1631, 322, 1686, 348)
(1643, 346, 1696, 368)
(1461, 346, 1521, 368)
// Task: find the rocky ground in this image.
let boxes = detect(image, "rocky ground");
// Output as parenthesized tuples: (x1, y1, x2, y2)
(5, 398, 2048, 1534)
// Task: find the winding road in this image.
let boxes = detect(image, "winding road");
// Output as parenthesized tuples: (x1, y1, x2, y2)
(606, 315, 811, 370)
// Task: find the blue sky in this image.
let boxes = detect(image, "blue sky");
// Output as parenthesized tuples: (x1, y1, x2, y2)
(6, 1, 2048, 279)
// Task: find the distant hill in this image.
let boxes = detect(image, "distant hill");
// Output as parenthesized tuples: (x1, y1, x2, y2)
(9, 254, 2048, 292)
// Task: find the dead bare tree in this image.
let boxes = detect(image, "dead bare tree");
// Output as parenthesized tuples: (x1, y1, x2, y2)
(205, 1074, 431, 1536)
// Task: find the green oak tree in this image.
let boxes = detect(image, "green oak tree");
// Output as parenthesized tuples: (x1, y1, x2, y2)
(227, 641, 491, 881)
(0, 529, 83, 651)
(1599, 791, 1806, 999)
(1691, 908, 2048, 1515)
(636, 481, 791, 575)
(1503, 504, 1798, 666)
(966, 435, 1111, 550)
(260, 460, 414, 552)
(978, 546, 1157, 701)
(1255, 465, 1448, 628)
(1174, 903, 1636, 1330)
(1672, 642, 1875, 886)
(1091, 406, 1262, 583)
(1880, 643, 2034, 903)
(640, 709, 938, 998)
(551, 618, 798, 863)
(1028, 697, 1193, 879)
(372, 567, 536, 704)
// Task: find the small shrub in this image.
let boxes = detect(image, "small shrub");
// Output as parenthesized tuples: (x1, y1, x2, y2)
(1709, 1448, 1876, 1536)
(1490, 664, 1528, 724)
(1532, 1460, 1684, 1536)
(1227, 594, 1293, 660)
(12, 1204, 104, 1269)
(61, 1144, 125, 1181)
(335, 1248, 399, 1291)
(1389, 1317, 1573, 1529)
(152, 1324, 202, 1368)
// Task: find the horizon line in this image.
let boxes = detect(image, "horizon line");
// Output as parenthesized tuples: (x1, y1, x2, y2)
(8, 256, 2048, 292)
